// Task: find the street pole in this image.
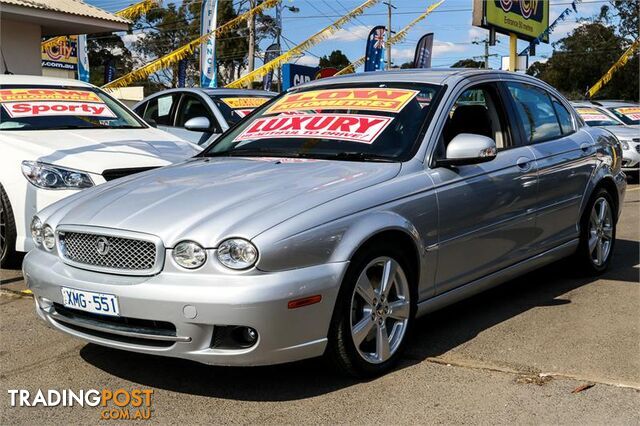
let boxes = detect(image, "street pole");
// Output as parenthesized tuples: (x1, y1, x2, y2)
(276, 3, 282, 92)
(384, 1, 395, 70)
(484, 39, 489, 69)
(247, 0, 256, 75)
(509, 33, 517, 72)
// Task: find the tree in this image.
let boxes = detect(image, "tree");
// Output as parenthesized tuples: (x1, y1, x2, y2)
(319, 50, 350, 70)
(87, 34, 134, 87)
(526, 23, 638, 100)
(595, 0, 639, 41)
(400, 61, 413, 69)
(451, 58, 484, 68)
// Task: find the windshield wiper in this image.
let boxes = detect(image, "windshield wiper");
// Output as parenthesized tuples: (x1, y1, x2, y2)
(319, 152, 396, 162)
(206, 148, 300, 158)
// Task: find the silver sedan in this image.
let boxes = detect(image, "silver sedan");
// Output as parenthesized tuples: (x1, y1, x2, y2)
(24, 69, 626, 377)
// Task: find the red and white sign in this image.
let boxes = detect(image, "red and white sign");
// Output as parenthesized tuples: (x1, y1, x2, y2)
(234, 109, 254, 118)
(233, 113, 393, 144)
(2, 101, 116, 118)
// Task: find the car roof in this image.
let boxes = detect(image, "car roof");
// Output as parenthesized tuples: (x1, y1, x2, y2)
(0, 74, 94, 88)
(142, 87, 278, 99)
(590, 100, 639, 108)
(292, 68, 535, 90)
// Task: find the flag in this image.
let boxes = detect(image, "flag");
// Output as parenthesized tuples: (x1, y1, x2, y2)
(364, 25, 386, 72)
(77, 34, 89, 82)
(262, 43, 280, 90)
(200, 0, 219, 88)
(413, 33, 434, 68)
(178, 59, 187, 87)
(104, 59, 115, 84)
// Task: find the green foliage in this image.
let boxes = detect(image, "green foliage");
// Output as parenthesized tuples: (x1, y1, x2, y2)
(87, 34, 134, 87)
(319, 50, 350, 70)
(451, 58, 484, 68)
(528, 1, 639, 100)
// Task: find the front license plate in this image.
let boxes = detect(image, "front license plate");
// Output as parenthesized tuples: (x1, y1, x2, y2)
(60, 287, 120, 317)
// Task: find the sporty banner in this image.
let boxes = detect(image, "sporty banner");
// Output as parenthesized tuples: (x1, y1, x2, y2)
(233, 113, 393, 144)
(2, 102, 116, 118)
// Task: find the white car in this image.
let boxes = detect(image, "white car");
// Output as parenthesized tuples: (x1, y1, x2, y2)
(0, 75, 201, 267)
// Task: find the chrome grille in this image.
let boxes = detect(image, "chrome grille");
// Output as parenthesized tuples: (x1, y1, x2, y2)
(58, 228, 162, 275)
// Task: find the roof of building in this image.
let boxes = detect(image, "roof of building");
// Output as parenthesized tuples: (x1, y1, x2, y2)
(0, 0, 130, 25)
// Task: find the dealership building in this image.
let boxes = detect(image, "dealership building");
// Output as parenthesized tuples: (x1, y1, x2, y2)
(0, 0, 129, 76)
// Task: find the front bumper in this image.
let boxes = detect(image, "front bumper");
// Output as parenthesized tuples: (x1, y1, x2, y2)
(621, 146, 640, 172)
(23, 249, 347, 366)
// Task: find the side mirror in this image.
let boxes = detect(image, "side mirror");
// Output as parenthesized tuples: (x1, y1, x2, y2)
(437, 133, 497, 167)
(184, 116, 211, 131)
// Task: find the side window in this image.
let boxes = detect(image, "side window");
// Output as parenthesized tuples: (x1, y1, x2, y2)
(441, 84, 511, 151)
(552, 99, 574, 135)
(133, 102, 146, 117)
(176, 95, 219, 131)
(507, 83, 562, 143)
(143, 94, 178, 126)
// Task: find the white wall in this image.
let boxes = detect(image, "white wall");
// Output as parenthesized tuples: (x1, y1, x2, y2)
(0, 19, 42, 75)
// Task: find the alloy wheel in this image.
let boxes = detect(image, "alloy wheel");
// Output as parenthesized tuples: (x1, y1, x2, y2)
(349, 256, 411, 364)
(588, 197, 613, 266)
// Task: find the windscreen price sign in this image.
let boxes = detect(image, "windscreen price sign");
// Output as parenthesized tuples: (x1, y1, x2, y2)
(472, 0, 550, 42)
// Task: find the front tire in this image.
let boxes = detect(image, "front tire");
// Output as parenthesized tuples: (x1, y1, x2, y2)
(574, 188, 616, 275)
(326, 244, 416, 378)
(0, 185, 19, 269)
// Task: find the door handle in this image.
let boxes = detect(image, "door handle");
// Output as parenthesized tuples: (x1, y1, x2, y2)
(580, 143, 592, 152)
(516, 157, 533, 172)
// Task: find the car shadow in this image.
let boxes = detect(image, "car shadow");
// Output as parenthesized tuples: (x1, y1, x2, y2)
(80, 239, 638, 401)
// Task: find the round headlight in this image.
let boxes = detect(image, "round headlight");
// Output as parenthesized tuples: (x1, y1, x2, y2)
(42, 225, 55, 251)
(620, 140, 630, 150)
(30, 216, 43, 245)
(217, 239, 258, 270)
(172, 241, 207, 269)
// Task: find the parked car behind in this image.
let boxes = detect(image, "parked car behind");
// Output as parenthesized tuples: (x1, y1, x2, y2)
(0, 75, 201, 267)
(25, 69, 625, 378)
(134, 88, 276, 148)
(572, 102, 639, 178)
(592, 100, 640, 127)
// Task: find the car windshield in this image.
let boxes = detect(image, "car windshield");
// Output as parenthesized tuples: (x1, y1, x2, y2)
(607, 106, 640, 125)
(0, 85, 145, 131)
(204, 83, 442, 162)
(575, 107, 621, 127)
(209, 95, 273, 127)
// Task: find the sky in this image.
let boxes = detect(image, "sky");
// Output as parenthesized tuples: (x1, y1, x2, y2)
(89, 0, 609, 72)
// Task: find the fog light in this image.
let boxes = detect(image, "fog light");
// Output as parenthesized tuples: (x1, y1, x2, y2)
(241, 327, 258, 344)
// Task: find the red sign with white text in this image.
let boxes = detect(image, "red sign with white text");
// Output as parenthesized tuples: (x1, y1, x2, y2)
(2, 101, 116, 118)
(233, 113, 393, 144)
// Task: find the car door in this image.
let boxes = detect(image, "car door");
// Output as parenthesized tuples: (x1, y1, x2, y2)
(504, 81, 595, 253)
(138, 92, 180, 134)
(429, 81, 540, 295)
(172, 93, 222, 145)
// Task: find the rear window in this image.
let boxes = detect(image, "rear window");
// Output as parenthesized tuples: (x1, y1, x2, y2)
(205, 83, 442, 162)
(575, 107, 621, 127)
(607, 106, 640, 125)
(0, 85, 144, 131)
(209, 95, 272, 127)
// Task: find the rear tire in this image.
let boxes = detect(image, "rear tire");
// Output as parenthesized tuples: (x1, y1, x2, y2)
(326, 243, 416, 378)
(0, 185, 19, 269)
(573, 188, 616, 275)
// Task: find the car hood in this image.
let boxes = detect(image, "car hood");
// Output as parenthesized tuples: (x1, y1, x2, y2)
(53, 157, 401, 247)
(0, 128, 201, 173)
(603, 126, 639, 141)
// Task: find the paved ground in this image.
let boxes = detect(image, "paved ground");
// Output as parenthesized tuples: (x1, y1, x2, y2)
(1, 185, 638, 424)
